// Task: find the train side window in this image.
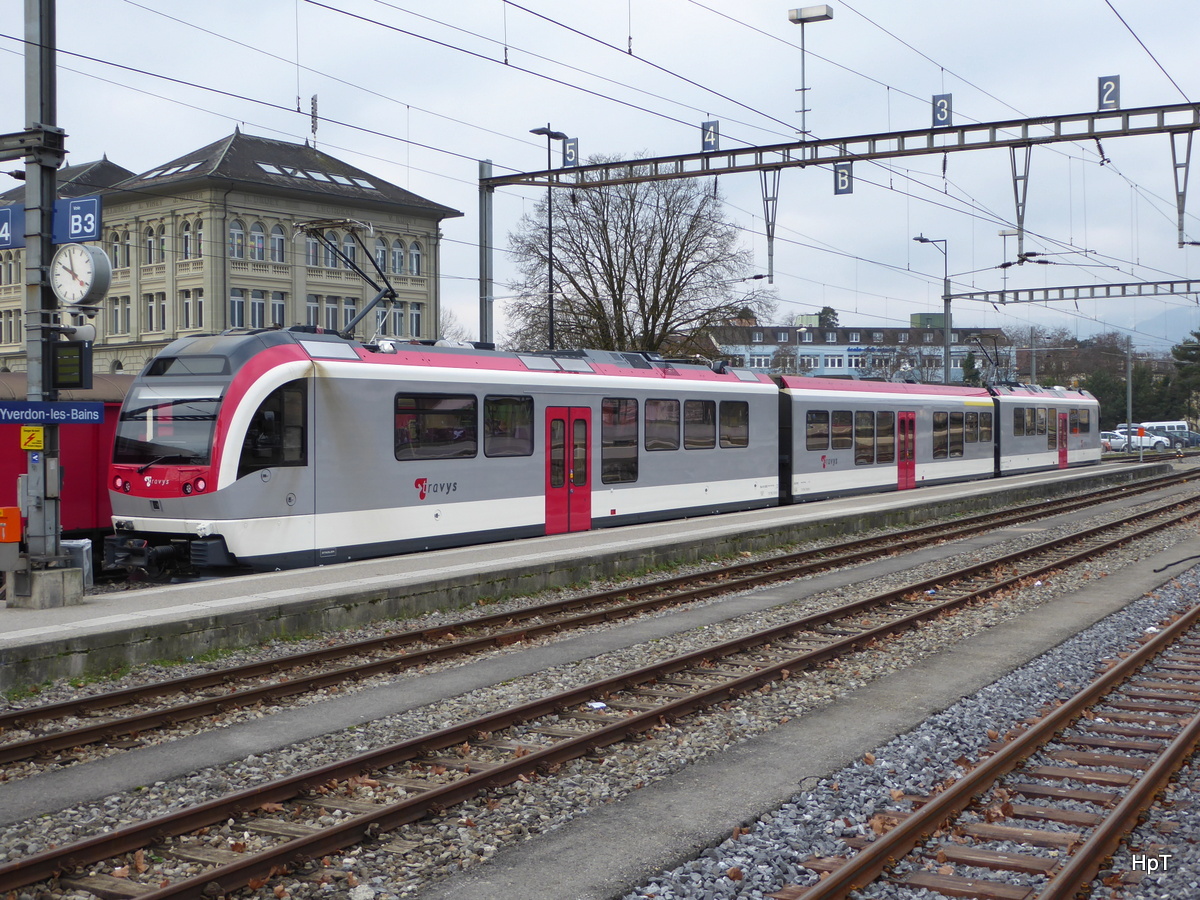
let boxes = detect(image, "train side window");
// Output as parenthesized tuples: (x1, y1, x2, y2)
(1036, 407, 1047, 436)
(980, 412, 994, 442)
(949, 411, 964, 458)
(601, 397, 639, 483)
(484, 395, 534, 457)
(854, 411, 874, 465)
(645, 398, 680, 451)
(1046, 407, 1057, 450)
(932, 411, 949, 459)
(394, 393, 477, 460)
(238, 379, 307, 479)
(683, 399, 716, 450)
(831, 410, 853, 450)
(1026, 407, 1037, 436)
(1012, 408, 1024, 437)
(876, 411, 895, 463)
(573, 419, 588, 486)
(965, 411, 978, 443)
(719, 401, 749, 448)
(806, 410, 830, 451)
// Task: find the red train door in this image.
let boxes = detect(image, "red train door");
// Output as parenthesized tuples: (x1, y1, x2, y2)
(897, 410, 917, 490)
(545, 407, 592, 534)
(1057, 411, 1069, 468)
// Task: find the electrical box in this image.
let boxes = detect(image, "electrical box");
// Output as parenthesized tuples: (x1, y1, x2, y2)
(0, 507, 22, 543)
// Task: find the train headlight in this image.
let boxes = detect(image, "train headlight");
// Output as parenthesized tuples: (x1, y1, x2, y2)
(113, 475, 124, 490)
(195, 477, 207, 492)
(182, 483, 193, 495)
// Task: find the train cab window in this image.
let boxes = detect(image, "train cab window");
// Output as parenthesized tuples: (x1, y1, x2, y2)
(965, 411, 978, 443)
(949, 411, 964, 458)
(683, 399, 716, 450)
(980, 412, 994, 443)
(238, 380, 307, 479)
(932, 411, 949, 459)
(483, 395, 534, 457)
(1012, 408, 1024, 437)
(394, 394, 477, 460)
(876, 411, 895, 463)
(831, 410, 853, 450)
(1036, 408, 1047, 436)
(854, 411, 874, 465)
(1046, 407, 1057, 450)
(645, 399, 681, 451)
(719, 401, 749, 448)
(806, 410, 830, 451)
(601, 398, 638, 483)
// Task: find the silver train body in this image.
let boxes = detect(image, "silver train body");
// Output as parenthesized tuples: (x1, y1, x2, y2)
(104, 330, 1100, 573)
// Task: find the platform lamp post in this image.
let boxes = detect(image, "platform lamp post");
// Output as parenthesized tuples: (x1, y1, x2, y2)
(530, 125, 568, 350)
(913, 234, 952, 385)
(787, 5, 833, 138)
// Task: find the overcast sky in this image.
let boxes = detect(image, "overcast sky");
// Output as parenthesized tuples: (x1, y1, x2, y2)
(4, 1, 1199, 351)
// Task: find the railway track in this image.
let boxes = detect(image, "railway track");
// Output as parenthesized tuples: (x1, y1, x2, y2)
(2, 486, 1200, 899)
(769, 592, 1200, 900)
(2, 469, 1196, 769)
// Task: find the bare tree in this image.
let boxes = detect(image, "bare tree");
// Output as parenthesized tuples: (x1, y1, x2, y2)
(503, 154, 771, 353)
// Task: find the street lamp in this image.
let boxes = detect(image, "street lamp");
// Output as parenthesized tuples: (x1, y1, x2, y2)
(787, 5, 833, 138)
(913, 234, 952, 385)
(530, 124, 568, 350)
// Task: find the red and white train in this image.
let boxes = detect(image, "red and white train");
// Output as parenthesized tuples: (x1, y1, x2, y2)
(103, 329, 1100, 573)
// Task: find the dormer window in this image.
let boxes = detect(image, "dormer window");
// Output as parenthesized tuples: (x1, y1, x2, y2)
(751, 331, 763, 343)
(825, 332, 837, 343)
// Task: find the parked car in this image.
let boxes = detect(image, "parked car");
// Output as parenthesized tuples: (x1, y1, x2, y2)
(1142, 427, 1190, 449)
(1100, 431, 1127, 451)
(1124, 431, 1170, 451)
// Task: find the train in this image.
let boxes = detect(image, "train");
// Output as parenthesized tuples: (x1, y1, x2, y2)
(101, 327, 1101, 575)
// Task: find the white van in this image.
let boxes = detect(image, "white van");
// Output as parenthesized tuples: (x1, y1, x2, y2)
(1140, 420, 1189, 433)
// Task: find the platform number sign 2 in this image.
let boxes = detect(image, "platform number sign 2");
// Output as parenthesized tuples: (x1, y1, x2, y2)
(702, 120, 719, 153)
(932, 94, 952, 128)
(1098, 76, 1120, 111)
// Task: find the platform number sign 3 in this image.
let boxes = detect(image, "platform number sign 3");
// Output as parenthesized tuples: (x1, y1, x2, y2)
(1098, 76, 1120, 111)
(932, 94, 952, 129)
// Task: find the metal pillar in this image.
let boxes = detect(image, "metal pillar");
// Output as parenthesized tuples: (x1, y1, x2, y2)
(1170, 130, 1193, 247)
(478, 160, 494, 344)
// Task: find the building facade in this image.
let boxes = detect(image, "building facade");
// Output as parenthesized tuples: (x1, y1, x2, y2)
(710, 313, 1005, 384)
(0, 131, 461, 374)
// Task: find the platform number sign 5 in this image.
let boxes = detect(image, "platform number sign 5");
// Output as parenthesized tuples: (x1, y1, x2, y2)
(932, 94, 952, 129)
(1098, 76, 1120, 111)
(562, 137, 580, 168)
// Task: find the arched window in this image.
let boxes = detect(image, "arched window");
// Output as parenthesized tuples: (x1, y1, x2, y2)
(249, 223, 266, 261)
(391, 239, 405, 275)
(157, 225, 166, 262)
(144, 226, 156, 263)
(342, 233, 356, 267)
(195, 220, 203, 258)
(121, 231, 131, 267)
(374, 237, 387, 271)
(408, 241, 422, 277)
(110, 231, 123, 267)
(229, 220, 245, 259)
(323, 231, 339, 268)
(270, 225, 287, 263)
(180, 221, 192, 260)
(305, 234, 320, 267)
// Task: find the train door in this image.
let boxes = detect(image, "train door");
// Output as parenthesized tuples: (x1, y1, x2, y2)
(897, 410, 917, 490)
(1057, 411, 1069, 468)
(545, 407, 592, 534)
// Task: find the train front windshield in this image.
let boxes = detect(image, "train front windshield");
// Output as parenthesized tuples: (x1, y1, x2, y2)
(113, 384, 224, 467)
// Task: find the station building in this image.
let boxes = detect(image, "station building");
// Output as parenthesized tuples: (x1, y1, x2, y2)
(0, 130, 462, 375)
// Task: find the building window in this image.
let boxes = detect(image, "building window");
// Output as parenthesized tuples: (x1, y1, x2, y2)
(180, 289, 194, 329)
(872, 331, 883, 342)
(748, 355, 773, 368)
(143, 292, 165, 331)
(923, 332, 934, 343)
(824, 355, 844, 369)
(848, 355, 866, 369)
(194, 220, 203, 258)
(849, 332, 860, 342)
(305, 234, 320, 267)
(180, 222, 192, 260)
(144, 226, 156, 263)
(825, 331, 837, 342)
(230, 288, 246, 328)
(409, 241, 423, 276)
(799, 354, 819, 369)
(306, 294, 319, 326)
(109, 231, 123, 268)
(342, 233, 356, 267)
(250, 290, 266, 329)
(897, 333, 909, 343)
(374, 237, 387, 271)
(410, 302, 423, 338)
(270, 225, 286, 263)
(194, 288, 204, 328)
(802, 331, 813, 343)
(249, 223, 266, 261)
(325, 296, 340, 332)
(951, 332, 958, 342)
(324, 231, 339, 268)
(157, 225, 166, 262)
(343, 298, 357, 331)
(271, 292, 286, 327)
(751, 331, 763, 343)
(110, 296, 131, 335)
(391, 239, 405, 275)
(229, 220, 245, 259)
(777, 331, 789, 342)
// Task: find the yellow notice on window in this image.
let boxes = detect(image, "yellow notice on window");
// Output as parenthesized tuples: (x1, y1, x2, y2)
(20, 425, 44, 450)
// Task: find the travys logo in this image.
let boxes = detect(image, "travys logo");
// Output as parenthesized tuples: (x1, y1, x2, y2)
(414, 478, 458, 500)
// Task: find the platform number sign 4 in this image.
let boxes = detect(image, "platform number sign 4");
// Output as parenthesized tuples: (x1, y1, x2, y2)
(702, 120, 719, 153)
(0, 207, 10, 249)
(1098, 75, 1120, 111)
(932, 94, 952, 128)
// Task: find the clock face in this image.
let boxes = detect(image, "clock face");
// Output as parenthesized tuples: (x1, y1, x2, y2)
(50, 243, 111, 306)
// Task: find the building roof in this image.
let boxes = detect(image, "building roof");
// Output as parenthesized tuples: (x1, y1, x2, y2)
(108, 130, 463, 220)
(0, 157, 136, 203)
